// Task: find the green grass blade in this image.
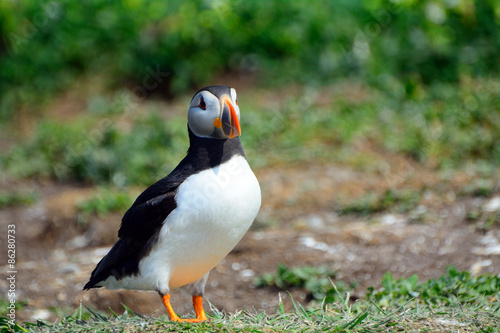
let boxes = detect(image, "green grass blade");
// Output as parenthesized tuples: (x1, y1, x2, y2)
(121, 303, 135, 318)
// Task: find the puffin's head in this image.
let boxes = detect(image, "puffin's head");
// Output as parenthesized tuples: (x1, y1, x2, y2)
(188, 85, 241, 139)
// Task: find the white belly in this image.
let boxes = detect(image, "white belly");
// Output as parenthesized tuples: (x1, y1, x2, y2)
(102, 155, 261, 293)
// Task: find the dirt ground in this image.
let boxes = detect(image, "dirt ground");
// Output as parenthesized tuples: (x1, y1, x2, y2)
(1, 155, 500, 323)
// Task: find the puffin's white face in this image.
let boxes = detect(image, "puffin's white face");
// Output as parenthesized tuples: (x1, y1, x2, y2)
(188, 87, 241, 139)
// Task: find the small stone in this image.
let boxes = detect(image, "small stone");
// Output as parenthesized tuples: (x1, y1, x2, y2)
(484, 196, 500, 212)
(59, 264, 80, 275)
(66, 235, 89, 249)
(240, 269, 255, 278)
(32, 309, 51, 321)
(307, 214, 324, 229)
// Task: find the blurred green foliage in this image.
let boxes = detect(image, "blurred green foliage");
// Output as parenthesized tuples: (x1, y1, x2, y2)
(0, 190, 37, 208)
(465, 207, 500, 231)
(0, 298, 27, 317)
(1, 0, 500, 119)
(338, 189, 421, 216)
(1, 75, 500, 185)
(244, 76, 500, 169)
(76, 188, 135, 224)
(459, 178, 498, 198)
(0, 111, 186, 186)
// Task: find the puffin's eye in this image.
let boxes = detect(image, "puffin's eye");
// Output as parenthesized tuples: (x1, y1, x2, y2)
(235, 98, 238, 105)
(199, 96, 206, 110)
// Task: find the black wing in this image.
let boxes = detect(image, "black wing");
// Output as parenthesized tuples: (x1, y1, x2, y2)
(83, 179, 180, 290)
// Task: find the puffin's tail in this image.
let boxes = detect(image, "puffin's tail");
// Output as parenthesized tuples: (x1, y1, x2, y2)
(83, 260, 105, 290)
(83, 242, 119, 291)
(83, 238, 138, 291)
(83, 280, 101, 291)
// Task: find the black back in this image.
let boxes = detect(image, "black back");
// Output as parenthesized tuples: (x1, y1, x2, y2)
(83, 128, 245, 290)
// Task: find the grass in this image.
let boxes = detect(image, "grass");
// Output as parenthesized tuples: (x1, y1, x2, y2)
(254, 264, 354, 304)
(3, 309, 498, 332)
(2, 266, 499, 332)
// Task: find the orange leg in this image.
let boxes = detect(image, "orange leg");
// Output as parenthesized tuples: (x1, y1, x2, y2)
(161, 293, 181, 322)
(192, 295, 208, 321)
(160, 293, 208, 323)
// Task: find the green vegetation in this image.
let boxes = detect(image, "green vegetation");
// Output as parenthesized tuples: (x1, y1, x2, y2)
(368, 266, 500, 307)
(255, 265, 500, 311)
(255, 264, 352, 304)
(1, 0, 500, 119)
(1, 112, 186, 186)
(246, 76, 500, 169)
(0, 299, 27, 318)
(2, 267, 498, 332)
(2, 76, 500, 186)
(460, 178, 499, 198)
(466, 208, 500, 231)
(76, 188, 136, 224)
(337, 189, 421, 216)
(0, 299, 27, 333)
(0, 191, 37, 208)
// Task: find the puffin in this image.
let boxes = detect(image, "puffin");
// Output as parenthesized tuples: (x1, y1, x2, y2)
(84, 85, 261, 322)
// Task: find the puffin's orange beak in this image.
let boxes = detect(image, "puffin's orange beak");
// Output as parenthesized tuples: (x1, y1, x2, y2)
(220, 95, 241, 138)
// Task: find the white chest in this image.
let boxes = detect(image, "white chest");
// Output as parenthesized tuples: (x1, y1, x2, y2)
(141, 155, 261, 289)
(172, 155, 261, 237)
